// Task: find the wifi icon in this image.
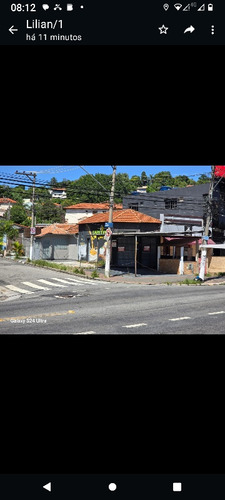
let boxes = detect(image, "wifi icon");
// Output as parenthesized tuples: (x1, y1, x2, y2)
(174, 3, 182, 9)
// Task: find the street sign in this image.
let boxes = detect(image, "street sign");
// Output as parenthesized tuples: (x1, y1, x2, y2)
(105, 222, 113, 228)
(30, 227, 36, 235)
(104, 228, 112, 240)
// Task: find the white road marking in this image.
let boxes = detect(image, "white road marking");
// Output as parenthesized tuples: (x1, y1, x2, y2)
(65, 277, 109, 285)
(5, 285, 34, 294)
(72, 331, 96, 334)
(22, 281, 50, 290)
(208, 311, 225, 315)
(38, 279, 67, 287)
(122, 323, 147, 328)
(62, 277, 98, 285)
(169, 316, 191, 321)
(50, 277, 83, 285)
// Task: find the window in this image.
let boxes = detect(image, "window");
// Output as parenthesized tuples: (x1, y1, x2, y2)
(57, 244, 67, 250)
(165, 199, 177, 209)
(129, 203, 138, 211)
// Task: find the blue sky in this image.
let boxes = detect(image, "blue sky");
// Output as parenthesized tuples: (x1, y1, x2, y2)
(0, 165, 212, 185)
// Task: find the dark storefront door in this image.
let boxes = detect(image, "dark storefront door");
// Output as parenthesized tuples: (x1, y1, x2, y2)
(111, 236, 158, 270)
(137, 237, 157, 271)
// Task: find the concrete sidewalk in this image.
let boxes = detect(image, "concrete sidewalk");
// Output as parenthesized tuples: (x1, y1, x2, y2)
(81, 267, 225, 286)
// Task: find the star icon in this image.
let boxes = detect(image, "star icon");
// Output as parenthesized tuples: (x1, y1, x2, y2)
(158, 24, 169, 34)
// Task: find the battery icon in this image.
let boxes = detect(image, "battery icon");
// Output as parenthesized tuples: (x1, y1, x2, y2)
(67, 3, 73, 10)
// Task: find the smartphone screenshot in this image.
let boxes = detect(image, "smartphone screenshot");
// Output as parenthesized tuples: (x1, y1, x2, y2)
(0, 0, 224, 44)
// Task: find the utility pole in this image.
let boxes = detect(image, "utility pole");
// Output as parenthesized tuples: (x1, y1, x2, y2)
(199, 165, 215, 281)
(15, 170, 36, 260)
(105, 165, 117, 278)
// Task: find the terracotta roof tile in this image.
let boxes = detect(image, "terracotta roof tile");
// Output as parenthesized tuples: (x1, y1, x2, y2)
(64, 202, 123, 210)
(0, 198, 17, 203)
(78, 209, 161, 225)
(36, 223, 79, 237)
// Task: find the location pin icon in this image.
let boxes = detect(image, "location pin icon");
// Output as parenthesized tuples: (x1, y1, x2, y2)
(163, 3, 169, 10)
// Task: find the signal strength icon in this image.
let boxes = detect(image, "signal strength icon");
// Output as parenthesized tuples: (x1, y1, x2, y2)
(198, 3, 205, 10)
(174, 3, 182, 10)
(183, 3, 190, 10)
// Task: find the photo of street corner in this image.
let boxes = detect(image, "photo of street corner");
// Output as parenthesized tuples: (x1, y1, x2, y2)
(1, 164, 225, 334)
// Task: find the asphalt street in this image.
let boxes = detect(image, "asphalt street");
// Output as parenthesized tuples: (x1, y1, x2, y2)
(0, 260, 225, 334)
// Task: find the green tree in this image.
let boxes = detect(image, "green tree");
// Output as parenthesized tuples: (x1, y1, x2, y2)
(173, 175, 195, 188)
(114, 173, 133, 201)
(197, 174, 211, 184)
(49, 176, 58, 187)
(0, 185, 12, 198)
(36, 187, 51, 202)
(35, 200, 63, 224)
(57, 178, 70, 187)
(66, 175, 110, 203)
(130, 175, 141, 190)
(0, 220, 19, 240)
(10, 204, 31, 225)
(140, 171, 148, 186)
(146, 171, 173, 192)
(10, 185, 26, 202)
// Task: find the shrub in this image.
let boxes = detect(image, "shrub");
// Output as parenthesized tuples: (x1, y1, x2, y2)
(91, 269, 99, 279)
(12, 240, 25, 259)
(73, 268, 80, 274)
(97, 260, 105, 268)
(79, 268, 85, 275)
(180, 278, 202, 285)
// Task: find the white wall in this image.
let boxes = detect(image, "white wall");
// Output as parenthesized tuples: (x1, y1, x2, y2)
(0, 203, 14, 217)
(65, 209, 106, 224)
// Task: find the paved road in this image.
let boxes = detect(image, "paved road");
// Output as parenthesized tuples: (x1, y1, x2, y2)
(0, 260, 225, 334)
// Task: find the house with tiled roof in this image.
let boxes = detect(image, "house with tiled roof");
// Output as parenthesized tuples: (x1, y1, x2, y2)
(77, 209, 161, 268)
(49, 187, 67, 199)
(64, 202, 123, 224)
(0, 198, 17, 218)
(34, 223, 79, 260)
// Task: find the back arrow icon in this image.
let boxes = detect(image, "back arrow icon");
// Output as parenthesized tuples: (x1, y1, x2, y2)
(184, 25, 195, 33)
(9, 25, 18, 34)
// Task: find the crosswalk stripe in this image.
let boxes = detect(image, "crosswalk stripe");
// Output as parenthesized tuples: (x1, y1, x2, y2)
(62, 277, 98, 285)
(37, 279, 68, 287)
(73, 278, 108, 284)
(51, 277, 84, 285)
(22, 282, 50, 290)
(5, 285, 34, 294)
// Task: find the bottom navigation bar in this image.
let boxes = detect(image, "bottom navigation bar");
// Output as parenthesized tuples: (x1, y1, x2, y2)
(0, 475, 224, 500)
